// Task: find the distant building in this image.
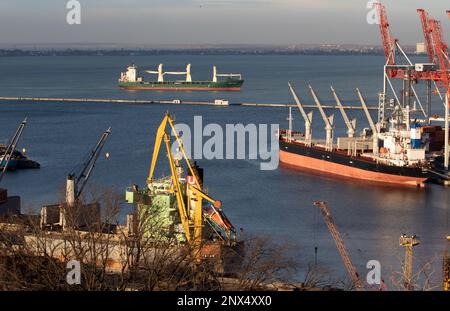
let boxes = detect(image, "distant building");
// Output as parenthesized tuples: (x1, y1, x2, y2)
(416, 42, 426, 54)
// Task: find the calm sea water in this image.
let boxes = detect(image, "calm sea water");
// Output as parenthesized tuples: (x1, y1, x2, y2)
(0, 54, 448, 288)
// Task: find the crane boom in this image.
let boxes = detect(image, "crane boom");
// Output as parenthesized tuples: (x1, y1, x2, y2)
(356, 88, 377, 135)
(429, 18, 450, 169)
(314, 201, 364, 290)
(417, 9, 435, 64)
(429, 19, 449, 95)
(331, 86, 356, 138)
(309, 85, 334, 151)
(147, 114, 201, 189)
(0, 118, 27, 184)
(163, 133, 191, 242)
(375, 2, 396, 66)
(288, 82, 311, 125)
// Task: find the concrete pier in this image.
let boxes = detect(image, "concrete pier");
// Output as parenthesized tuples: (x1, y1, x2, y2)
(0, 97, 378, 110)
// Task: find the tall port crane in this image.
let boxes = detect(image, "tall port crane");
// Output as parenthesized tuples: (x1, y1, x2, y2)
(147, 113, 236, 261)
(314, 201, 364, 290)
(331, 86, 356, 138)
(146, 64, 193, 82)
(428, 18, 450, 169)
(0, 118, 27, 184)
(375, 2, 396, 69)
(66, 127, 111, 206)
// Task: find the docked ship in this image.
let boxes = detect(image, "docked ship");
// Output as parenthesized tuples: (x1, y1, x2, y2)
(278, 83, 448, 188)
(0, 145, 40, 170)
(119, 64, 244, 91)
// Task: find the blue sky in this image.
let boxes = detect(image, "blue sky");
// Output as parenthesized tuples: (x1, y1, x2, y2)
(0, 0, 448, 45)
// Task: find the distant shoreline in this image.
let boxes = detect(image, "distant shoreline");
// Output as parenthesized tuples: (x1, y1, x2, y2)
(0, 48, 421, 57)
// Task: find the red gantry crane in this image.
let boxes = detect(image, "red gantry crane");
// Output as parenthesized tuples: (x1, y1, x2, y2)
(429, 17, 450, 169)
(314, 201, 364, 291)
(417, 9, 435, 64)
(373, 3, 450, 134)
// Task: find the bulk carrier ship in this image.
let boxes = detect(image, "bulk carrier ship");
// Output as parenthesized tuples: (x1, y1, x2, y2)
(119, 64, 244, 91)
(278, 83, 448, 188)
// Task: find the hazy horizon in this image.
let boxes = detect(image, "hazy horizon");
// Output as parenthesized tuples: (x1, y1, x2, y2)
(0, 0, 448, 46)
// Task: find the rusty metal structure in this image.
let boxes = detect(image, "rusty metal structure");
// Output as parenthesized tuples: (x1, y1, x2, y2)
(314, 201, 364, 290)
(399, 234, 420, 290)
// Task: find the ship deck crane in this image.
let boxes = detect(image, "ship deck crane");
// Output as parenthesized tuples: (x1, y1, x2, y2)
(288, 82, 313, 146)
(0, 118, 27, 184)
(331, 86, 356, 138)
(146, 64, 193, 82)
(429, 18, 450, 169)
(314, 201, 364, 291)
(375, 2, 396, 68)
(374, 3, 447, 126)
(309, 85, 334, 151)
(212, 66, 242, 82)
(66, 127, 111, 206)
(443, 236, 450, 291)
(356, 88, 379, 156)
